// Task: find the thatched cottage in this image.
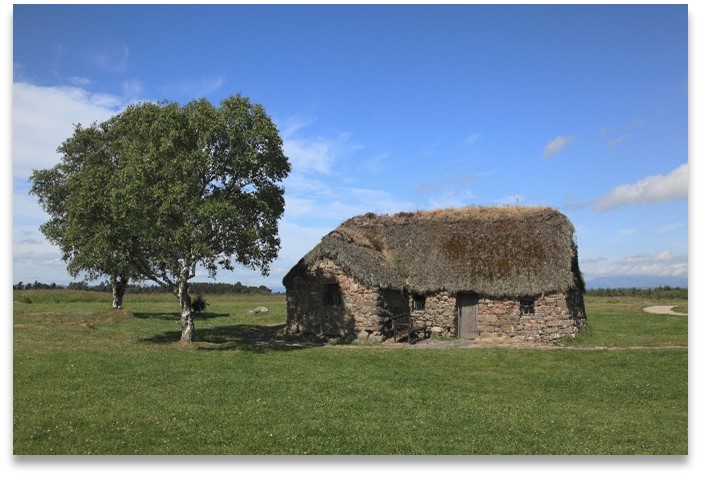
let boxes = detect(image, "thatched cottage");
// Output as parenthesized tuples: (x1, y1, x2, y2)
(283, 206, 587, 343)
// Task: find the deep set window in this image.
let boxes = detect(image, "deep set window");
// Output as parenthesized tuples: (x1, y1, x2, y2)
(412, 294, 426, 311)
(323, 284, 342, 306)
(520, 299, 535, 316)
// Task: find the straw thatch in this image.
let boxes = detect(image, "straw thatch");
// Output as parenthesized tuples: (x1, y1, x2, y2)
(284, 206, 584, 298)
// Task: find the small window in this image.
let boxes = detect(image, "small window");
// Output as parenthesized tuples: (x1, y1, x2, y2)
(323, 284, 342, 306)
(412, 294, 426, 311)
(520, 299, 535, 316)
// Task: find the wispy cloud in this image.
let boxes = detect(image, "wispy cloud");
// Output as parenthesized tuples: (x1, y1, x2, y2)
(65, 76, 93, 87)
(121, 79, 144, 100)
(160, 75, 225, 99)
(607, 133, 632, 149)
(543, 135, 576, 160)
(494, 194, 526, 206)
(616, 227, 637, 236)
(656, 222, 684, 234)
(284, 134, 355, 175)
(281, 118, 361, 175)
(463, 132, 482, 146)
(415, 175, 475, 195)
(592, 163, 688, 212)
(91, 43, 130, 73)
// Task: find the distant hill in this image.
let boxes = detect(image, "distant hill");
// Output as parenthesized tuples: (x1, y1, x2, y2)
(585, 275, 688, 290)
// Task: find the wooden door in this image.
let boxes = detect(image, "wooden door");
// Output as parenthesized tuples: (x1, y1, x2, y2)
(457, 292, 479, 339)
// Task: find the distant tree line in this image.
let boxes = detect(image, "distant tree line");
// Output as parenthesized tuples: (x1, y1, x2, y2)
(13, 281, 60, 290)
(586, 286, 687, 300)
(13, 281, 272, 295)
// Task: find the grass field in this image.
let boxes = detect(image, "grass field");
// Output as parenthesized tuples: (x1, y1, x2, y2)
(12, 290, 687, 455)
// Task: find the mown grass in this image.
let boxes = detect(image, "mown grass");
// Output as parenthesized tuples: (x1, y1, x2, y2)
(13, 290, 687, 455)
(567, 296, 688, 348)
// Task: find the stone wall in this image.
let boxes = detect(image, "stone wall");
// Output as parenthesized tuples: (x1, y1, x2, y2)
(477, 293, 586, 342)
(409, 292, 456, 336)
(408, 291, 586, 342)
(285, 258, 398, 340)
(286, 258, 587, 343)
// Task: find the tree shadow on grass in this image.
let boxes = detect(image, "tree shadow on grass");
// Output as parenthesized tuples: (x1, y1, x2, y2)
(133, 312, 229, 321)
(142, 323, 324, 352)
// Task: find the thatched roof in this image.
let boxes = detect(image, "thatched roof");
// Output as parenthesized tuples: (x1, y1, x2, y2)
(283, 206, 584, 297)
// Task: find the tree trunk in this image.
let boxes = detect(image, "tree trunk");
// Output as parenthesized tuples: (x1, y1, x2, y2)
(111, 276, 128, 309)
(178, 279, 194, 343)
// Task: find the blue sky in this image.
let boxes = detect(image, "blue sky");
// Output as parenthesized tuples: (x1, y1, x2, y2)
(11, 3, 689, 290)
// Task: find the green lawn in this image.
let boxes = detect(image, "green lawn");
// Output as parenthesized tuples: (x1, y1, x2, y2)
(13, 290, 687, 455)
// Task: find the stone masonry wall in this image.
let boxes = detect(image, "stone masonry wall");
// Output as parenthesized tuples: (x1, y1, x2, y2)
(286, 258, 586, 342)
(477, 293, 585, 342)
(409, 291, 586, 342)
(286, 258, 391, 340)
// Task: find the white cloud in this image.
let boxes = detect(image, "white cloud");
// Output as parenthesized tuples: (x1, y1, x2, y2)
(593, 163, 688, 212)
(283, 135, 349, 175)
(615, 251, 688, 277)
(13, 82, 124, 180)
(281, 118, 361, 175)
(283, 171, 414, 223)
(543, 135, 576, 160)
(581, 251, 688, 279)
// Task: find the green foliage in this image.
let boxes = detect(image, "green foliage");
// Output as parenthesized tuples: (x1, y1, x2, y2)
(191, 294, 208, 314)
(30, 123, 142, 289)
(110, 97, 289, 325)
(30, 94, 290, 341)
(109, 96, 290, 283)
(13, 292, 687, 455)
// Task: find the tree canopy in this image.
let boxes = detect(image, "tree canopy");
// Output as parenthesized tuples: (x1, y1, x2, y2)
(30, 119, 144, 307)
(31, 94, 290, 341)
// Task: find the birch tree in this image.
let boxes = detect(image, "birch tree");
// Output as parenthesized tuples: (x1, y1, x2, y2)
(31, 94, 290, 342)
(30, 120, 144, 308)
(111, 95, 290, 342)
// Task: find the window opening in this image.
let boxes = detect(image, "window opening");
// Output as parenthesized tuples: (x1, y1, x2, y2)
(520, 299, 535, 316)
(412, 294, 426, 311)
(324, 284, 342, 306)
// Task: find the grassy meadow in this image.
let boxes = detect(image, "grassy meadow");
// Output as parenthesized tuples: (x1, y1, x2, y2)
(13, 290, 687, 455)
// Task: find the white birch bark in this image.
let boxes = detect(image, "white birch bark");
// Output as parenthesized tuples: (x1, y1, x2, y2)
(177, 266, 195, 343)
(111, 276, 128, 309)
